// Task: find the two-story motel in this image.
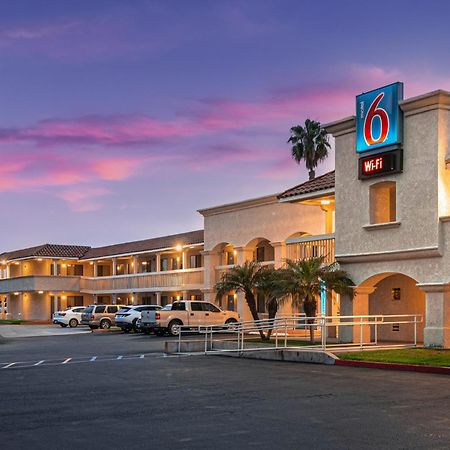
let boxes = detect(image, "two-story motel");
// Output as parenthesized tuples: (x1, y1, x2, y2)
(0, 85, 448, 348)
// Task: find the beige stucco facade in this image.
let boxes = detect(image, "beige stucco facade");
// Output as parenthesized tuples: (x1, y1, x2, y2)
(327, 90, 450, 348)
(199, 194, 331, 320)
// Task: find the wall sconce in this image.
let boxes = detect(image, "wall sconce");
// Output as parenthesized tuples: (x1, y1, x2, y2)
(38, 291, 44, 294)
(175, 244, 182, 252)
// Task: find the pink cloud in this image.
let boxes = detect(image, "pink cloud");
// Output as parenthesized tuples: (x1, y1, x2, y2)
(57, 186, 110, 212)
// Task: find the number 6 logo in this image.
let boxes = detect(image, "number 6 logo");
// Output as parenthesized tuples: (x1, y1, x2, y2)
(363, 92, 390, 146)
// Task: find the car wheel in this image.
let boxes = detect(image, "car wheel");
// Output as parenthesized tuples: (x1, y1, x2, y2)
(59, 323, 67, 328)
(69, 318, 78, 328)
(132, 319, 138, 332)
(167, 320, 182, 336)
(225, 318, 238, 331)
(100, 319, 111, 330)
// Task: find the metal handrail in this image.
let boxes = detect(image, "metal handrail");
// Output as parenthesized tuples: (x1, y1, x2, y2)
(176, 314, 423, 354)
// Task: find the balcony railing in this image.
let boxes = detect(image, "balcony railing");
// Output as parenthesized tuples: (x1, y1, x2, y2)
(80, 268, 204, 293)
(0, 276, 81, 293)
(286, 234, 335, 265)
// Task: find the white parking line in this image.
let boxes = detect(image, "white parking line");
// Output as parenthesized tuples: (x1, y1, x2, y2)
(62, 358, 71, 364)
(34, 360, 45, 366)
(2, 363, 16, 369)
(90, 356, 97, 362)
(140, 354, 145, 359)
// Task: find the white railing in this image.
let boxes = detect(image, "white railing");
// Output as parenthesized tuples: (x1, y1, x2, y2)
(176, 314, 423, 354)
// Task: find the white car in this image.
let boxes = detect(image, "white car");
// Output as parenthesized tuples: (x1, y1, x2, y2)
(115, 305, 161, 333)
(53, 307, 86, 328)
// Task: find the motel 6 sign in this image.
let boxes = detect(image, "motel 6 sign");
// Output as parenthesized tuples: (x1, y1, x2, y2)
(356, 82, 403, 153)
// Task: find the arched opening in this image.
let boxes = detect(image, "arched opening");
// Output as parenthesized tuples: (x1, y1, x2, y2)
(245, 238, 274, 263)
(359, 272, 425, 344)
(212, 242, 236, 266)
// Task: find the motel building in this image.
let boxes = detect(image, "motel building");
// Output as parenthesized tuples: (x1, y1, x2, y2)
(0, 84, 448, 349)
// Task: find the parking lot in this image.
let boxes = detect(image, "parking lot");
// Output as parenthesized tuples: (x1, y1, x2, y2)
(0, 331, 449, 449)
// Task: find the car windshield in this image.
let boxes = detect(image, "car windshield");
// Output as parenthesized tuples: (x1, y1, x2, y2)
(118, 307, 131, 313)
(84, 305, 94, 313)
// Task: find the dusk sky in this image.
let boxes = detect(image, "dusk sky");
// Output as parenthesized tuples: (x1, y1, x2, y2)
(1, 0, 449, 250)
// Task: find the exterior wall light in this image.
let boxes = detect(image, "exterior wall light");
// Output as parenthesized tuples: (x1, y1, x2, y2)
(321, 199, 331, 205)
(38, 291, 44, 294)
(175, 244, 183, 252)
(14, 292, 19, 296)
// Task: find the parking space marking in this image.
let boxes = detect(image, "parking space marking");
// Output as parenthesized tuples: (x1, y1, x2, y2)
(2, 363, 16, 369)
(0, 352, 194, 370)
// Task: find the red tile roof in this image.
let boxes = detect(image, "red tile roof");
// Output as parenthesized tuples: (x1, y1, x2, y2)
(80, 229, 204, 259)
(278, 171, 335, 200)
(0, 244, 91, 261)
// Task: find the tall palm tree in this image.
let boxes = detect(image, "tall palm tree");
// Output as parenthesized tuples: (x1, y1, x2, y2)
(288, 119, 330, 180)
(215, 261, 266, 340)
(278, 257, 354, 342)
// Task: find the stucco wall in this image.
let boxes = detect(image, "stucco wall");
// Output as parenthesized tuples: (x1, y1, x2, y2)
(335, 109, 440, 260)
(203, 199, 325, 251)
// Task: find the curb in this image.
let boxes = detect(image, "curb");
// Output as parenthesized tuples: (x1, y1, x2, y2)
(335, 359, 450, 375)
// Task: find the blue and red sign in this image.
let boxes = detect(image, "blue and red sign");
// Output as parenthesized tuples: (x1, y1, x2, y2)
(356, 82, 403, 153)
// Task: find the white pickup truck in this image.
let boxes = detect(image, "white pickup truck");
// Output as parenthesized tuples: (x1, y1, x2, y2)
(141, 300, 239, 336)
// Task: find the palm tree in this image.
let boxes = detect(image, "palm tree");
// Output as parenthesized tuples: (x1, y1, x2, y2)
(256, 267, 284, 339)
(215, 261, 266, 340)
(288, 119, 330, 180)
(278, 257, 354, 342)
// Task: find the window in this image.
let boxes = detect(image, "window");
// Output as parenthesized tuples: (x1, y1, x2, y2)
(226, 251, 235, 265)
(172, 302, 186, 311)
(95, 305, 106, 313)
(189, 254, 202, 268)
(227, 295, 235, 311)
(369, 181, 396, 224)
(107, 306, 118, 314)
(256, 246, 265, 262)
(257, 295, 266, 313)
(191, 302, 203, 311)
(171, 258, 180, 270)
(160, 258, 168, 271)
(203, 303, 220, 313)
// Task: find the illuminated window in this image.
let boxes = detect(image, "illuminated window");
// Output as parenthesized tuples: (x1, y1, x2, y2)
(369, 181, 396, 224)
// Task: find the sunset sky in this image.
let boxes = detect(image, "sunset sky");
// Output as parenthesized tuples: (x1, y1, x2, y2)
(1, 0, 449, 249)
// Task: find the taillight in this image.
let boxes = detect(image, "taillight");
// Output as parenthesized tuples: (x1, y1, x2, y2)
(90, 314, 94, 320)
(155, 312, 160, 320)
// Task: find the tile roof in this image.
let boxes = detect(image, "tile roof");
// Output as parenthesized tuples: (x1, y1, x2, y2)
(0, 244, 91, 261)
(278, 170, 335, 200)
(81, 229, 204, 259)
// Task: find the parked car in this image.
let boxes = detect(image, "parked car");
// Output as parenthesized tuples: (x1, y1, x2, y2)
(53, 306, 86, 328)
(141, 301, 239, 336)
(81, 304, 125, 330)
(141, 304, 171, 334)
(115, 305, 162, 333)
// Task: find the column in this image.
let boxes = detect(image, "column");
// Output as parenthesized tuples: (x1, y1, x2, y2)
(93, 294, 98, 304)
(182, 290, 189, 301)
(5, 294, 10, 319)
(0, 296, 4, 319)
(340, 287, 374, 344)
(270, 241, 286, 269)
(134, 292, 140, 304)
(112, 259, 117, 276)
(156, 292, 162, 306)
(133, 256, 138, 274)
(233, 247, 253, 321)
(111, 293, 117, 305)
(53, 293, 59, 315)
(156, 253, 161, 272)
(53, 260, 58, 276)
(93, 262, 98, 277)
(421, 285, 450, 348)
(6, 264, 10, 279)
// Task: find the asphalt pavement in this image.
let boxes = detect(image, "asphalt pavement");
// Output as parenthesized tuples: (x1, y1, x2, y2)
(0, 331, 449, 449)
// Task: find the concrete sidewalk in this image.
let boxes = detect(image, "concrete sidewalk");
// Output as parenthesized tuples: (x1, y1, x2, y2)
(0, 325, 91, 339)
